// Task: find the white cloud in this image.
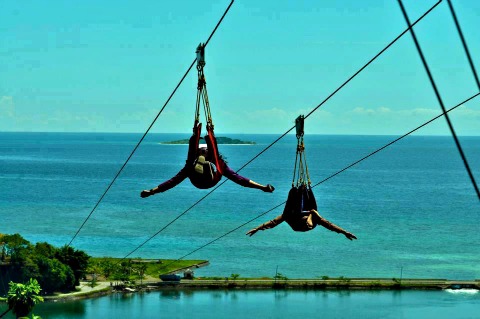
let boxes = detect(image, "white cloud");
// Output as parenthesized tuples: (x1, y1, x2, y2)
(452, 105, 480, 117)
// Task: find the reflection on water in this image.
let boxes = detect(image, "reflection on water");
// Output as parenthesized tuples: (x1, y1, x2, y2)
(2, 289, 476, 319)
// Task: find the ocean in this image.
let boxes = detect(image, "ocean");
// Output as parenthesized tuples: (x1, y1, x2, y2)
(1, 132, 479, 280)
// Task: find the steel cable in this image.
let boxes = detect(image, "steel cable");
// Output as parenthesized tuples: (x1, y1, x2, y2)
(163, 92, 479, 267)
(120, 1, 442, 259)
(398, 0, 479, 200)
(67, 0, 235, 246)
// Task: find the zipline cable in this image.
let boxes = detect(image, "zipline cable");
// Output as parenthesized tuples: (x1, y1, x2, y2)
(446, 0, 480, 91)
(119, 1, 442, 260)
(162, 92, 479, 267)
(235, 0, 442, 174)
(67, 0, 235, 246)
(398, 0, 479, 200)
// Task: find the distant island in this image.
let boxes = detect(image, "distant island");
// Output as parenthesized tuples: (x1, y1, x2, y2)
(161, 136, 256, 145)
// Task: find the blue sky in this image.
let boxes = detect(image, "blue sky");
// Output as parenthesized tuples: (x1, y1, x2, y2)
(0, 0, 479, 135)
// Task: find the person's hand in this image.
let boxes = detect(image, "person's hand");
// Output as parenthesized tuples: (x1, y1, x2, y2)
(344, 232, 357, 241)
(246, 228, 259, 237)
(140, 190, 153, 198)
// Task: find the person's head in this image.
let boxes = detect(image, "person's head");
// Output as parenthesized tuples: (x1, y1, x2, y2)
(198, 143, 208, 156)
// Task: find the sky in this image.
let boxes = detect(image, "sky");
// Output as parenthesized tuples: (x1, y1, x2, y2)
(0, 0, 479, 135)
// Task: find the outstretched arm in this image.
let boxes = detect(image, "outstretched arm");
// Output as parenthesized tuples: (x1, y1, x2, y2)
(246, 214, 284, 236)
(141, 166, 189, 198)
(311, 210, 357, 240)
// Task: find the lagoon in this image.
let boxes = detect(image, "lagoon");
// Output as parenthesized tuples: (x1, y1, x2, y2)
(2, 289, 479, 319)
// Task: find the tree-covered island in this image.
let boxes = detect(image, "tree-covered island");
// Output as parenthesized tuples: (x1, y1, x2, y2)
(161, 136, 256, 145)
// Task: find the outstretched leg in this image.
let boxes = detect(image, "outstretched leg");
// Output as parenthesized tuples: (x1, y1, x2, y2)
(310, 210, 357, 240)
(221, 163, 274, 192)
(188, 122, 202, 165)
(204, 126, 223, 176)
(140, 123, 201, 198)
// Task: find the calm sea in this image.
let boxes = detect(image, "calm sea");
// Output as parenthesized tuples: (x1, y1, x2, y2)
(1, 132, 479, 281)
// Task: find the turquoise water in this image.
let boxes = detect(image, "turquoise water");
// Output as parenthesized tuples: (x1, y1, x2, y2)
(1, 132, 479, 281)
(1, 289, 480, 319)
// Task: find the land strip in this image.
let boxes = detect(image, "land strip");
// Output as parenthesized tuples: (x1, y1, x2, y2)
(154, 278, 480, 290)
(41, 277, 480, 302)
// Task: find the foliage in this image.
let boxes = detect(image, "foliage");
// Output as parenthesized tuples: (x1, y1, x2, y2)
(338, 276, 351, 285)
(98, 259, 116, 279)
(136, 263, 148, 285)
(55, 245, 90, 286)
(7, 279, 44, 318)
(86, 260, 102, 288)
(1, 234, 90, 294)
(274, 273, 288, 281)
(89, 258, 205, 282)
(1, 234, 30, 264)
(230, 274, 240, 281)
(35, 256, 75, 293)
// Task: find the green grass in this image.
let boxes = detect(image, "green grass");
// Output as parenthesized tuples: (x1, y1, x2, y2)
(90, 257, 207, 277)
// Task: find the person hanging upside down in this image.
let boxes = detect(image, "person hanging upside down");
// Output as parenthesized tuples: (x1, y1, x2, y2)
(246, 186, 356, 240)
(140, 122, 274, 198)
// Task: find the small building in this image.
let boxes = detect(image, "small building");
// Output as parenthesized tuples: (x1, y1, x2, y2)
(183, 269, 194, 279)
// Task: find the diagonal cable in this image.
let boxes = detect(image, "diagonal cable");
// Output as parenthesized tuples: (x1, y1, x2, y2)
(120, 1, 443, 260)
(398, 0, 479, 200)
(446, 0, 480, 91)
(163, 92, 479, 267)
(67, 0, 235, 246)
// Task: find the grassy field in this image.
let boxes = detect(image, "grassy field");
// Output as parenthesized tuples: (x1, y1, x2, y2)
(89, 257, 207, 280)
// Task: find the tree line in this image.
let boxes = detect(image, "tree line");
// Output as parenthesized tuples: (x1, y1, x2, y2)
(0, 233, 89, 295)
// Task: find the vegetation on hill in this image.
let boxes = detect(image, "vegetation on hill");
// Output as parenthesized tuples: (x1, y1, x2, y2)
(0, 234, 208, 296)
(161, 136, 256, 145)
(0, 233, 89, 295)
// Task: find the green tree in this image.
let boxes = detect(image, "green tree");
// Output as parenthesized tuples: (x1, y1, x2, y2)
(86, 260, 102, 288)
(33, 242, 56, 259)
(118, 260, 132, 282)
(136, 263, 148, 285)
(274, 273, 288, 281)
(35, 256, 75, 293)
(2, 279, 44, 319)
(99, 259, 116, 279)
(55, 246, 89, 286)
(2, 234, 38, 284)
(2, 234, 31, 264)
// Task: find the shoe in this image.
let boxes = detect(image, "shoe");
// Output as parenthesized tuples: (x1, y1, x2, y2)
(264, 184, 275, 193)
(140, 190, 152, 198)
(195, 156, 206, 174)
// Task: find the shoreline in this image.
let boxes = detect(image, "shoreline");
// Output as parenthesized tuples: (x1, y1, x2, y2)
(41, 277, 480, 302)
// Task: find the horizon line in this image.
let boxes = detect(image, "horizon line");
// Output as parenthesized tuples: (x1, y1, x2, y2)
(1, 130, 479, 137)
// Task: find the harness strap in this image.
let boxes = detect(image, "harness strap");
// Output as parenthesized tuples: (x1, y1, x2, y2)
(292, 115, 311, 188)
(205, 127, 224, 176)
(195, 43, 214, 129)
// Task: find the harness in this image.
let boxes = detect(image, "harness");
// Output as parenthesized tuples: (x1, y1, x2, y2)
(285, 115, 318, 219)
(188, 44, 223, 189)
